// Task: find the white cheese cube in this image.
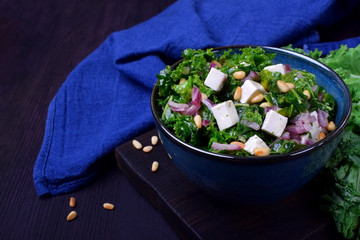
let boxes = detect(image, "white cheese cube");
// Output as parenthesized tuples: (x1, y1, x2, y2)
(204, 67, 227, 91)
(261, 110, 288, 138)
(211, 100, 239, 131)
(309, 111, 322, 141)
(244, 135, 270, 155)
(240, 80, 266, 103)
(264, 64, 286, 75)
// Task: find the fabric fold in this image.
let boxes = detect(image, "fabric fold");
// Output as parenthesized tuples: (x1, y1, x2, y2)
(33, 0, 360, 196)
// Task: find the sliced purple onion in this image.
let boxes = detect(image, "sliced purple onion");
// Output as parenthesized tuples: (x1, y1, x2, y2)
(240, 120, 260, 130)
(202, 98, 215, 110)
(211, 142, 242, 151)
(168, 86, 202, 116)
(191, 86, 202, 106)
(285, 124, 309, 135)
(290, 134, 301, 144)
(294, 112, 316, 125)
(242, 71, 259, 83)
(284, 64, 292, 74)
(202, 119, 210, 127)
(209, 62, 217, 70)
(265, 105, 280, 114)
(317, 109, 329, 128)
(318, 92, 324, 102)
(281, 132, 291, 140)
(304, 139, 314, 145)
(182, 104, 200, 116)
(168, 100, 190, 112)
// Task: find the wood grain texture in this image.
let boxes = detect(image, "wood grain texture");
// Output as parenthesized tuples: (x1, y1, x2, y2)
(0, 0, 359, 239)
(0, 0, 179, 239)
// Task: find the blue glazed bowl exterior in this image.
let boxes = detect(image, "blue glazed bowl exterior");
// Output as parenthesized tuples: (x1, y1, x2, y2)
(151, 46, 351, 204)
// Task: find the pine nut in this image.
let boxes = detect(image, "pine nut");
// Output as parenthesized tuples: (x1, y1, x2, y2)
(303, 90, 311, 99)
(254, 147, 270, 156)
(151, 136, 158, 145)
(201, 93, 208, 100)
(143, 146, 153, 153)
(211, 60, 222, 68)
(152, 161, 159, 172)
(69, 197, 76, 208)
(194, 115, 202, 129)
(233, 86, 242, 100)
(277, 80, 290, 93)
(179, 78, 186, 84)
(259, 102, 272, 108)
(318, 131, 326, 140)
(327, 121, 336, 131)
(250, 93, 264, 103)
(230, 141, 245, 148)
(285, 82, 295, 89)
(132, 140, 142, 150)
(233, 71, 246, 80)
(103, 203, 115, 210)
(67, 211, 77, 221)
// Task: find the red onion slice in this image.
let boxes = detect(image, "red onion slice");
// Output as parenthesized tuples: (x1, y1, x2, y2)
(168, 86, 202, 116)
(211, 142, 242, 151)
(182, 104, 200, 116)
(240, 120, 260, 130)
(209, 62, 217, 70)
(168, 100, 189, 112)
(285, 125, 309, 135)
(242, 71, 259, 83)
(284, 64, 292, 74)
(202, 119, 211, 127)
(317, 109, 329, 128)
(191, 86, 202, 106)
(281, 132, 291, 140)
(202, 98, 215, 110)
(294, 112, 316, 125)
(265, 105, 280, 114)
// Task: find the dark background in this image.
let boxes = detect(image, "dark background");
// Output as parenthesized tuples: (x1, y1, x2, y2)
(1, 0, 360, 239)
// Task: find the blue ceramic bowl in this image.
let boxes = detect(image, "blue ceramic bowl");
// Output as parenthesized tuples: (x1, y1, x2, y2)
(151, 46, 352, 204)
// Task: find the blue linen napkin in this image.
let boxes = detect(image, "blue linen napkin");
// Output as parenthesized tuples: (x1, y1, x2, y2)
(33, 0, 360, 197)
(304, 36, 360, 55)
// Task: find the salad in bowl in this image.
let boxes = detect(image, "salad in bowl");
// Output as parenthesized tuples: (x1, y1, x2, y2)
(155, 47, 336, 157)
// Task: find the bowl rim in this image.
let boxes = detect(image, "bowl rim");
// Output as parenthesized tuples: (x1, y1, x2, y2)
(150, 45, 352, 164)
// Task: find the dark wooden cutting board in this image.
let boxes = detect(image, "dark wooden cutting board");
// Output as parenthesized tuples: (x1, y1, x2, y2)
(115, 129, 339, 240)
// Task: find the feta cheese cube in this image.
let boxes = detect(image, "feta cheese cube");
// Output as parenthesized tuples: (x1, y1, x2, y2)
(261, 110, 288, 138)
(211, 100, 239, 131)
(264, 64, 286, 75)
(240, 80, 266, 103)
(204, 67, 227, 91)
(244, 135, 270, 155)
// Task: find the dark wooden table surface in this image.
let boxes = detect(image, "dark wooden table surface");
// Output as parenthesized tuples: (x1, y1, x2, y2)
(1, 0, 359, 239)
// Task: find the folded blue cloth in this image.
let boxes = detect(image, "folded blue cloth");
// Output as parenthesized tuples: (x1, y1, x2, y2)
(304, 36, 360, 55)
(33, 0, 360, 196)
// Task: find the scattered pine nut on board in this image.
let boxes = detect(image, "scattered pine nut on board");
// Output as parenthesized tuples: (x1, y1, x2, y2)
(103, 203, 115, 210)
